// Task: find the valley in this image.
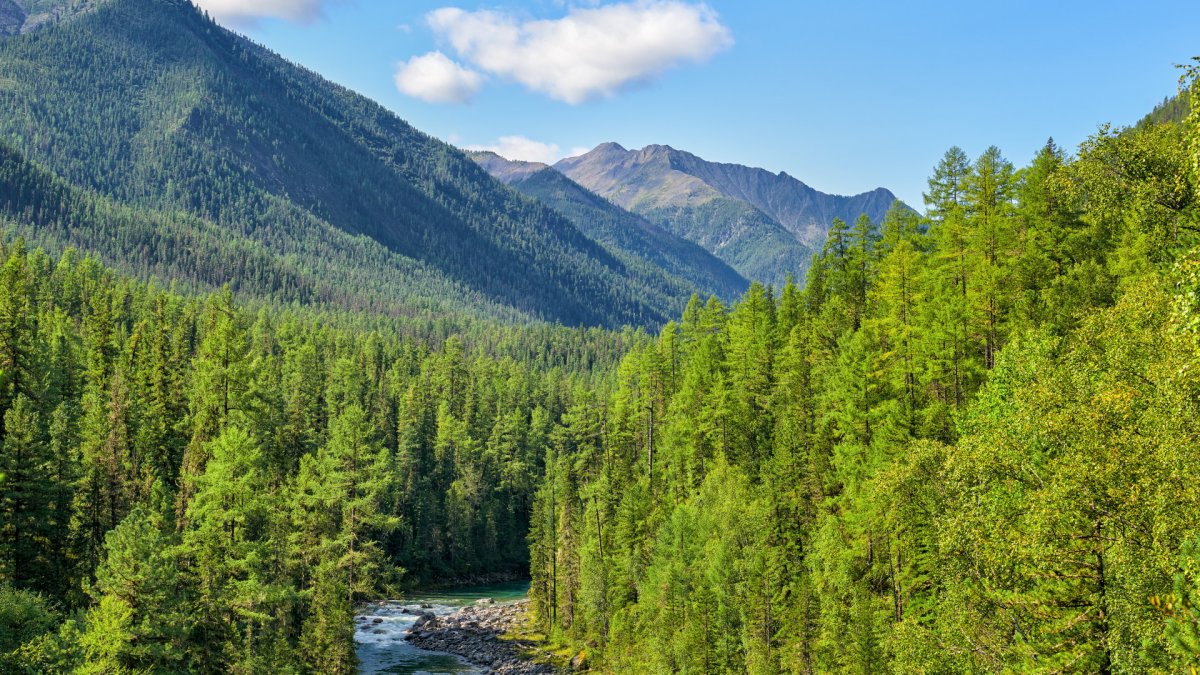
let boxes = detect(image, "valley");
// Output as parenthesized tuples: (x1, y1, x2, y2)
(0, 1, 1195, 674)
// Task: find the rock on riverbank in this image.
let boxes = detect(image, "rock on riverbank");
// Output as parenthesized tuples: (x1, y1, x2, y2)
(405, 600, 557, 674)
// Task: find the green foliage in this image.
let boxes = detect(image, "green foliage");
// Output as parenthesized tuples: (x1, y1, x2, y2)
(78, 505, 188, 674)
(0, 238, 631, 670)
(0, 7, 1195, 671)
(529, 113, 1200, 673)
(0, 584, 58, 671)
(1156, 535, 1200, 669)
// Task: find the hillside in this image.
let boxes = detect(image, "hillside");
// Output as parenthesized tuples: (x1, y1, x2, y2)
(532, 98, 1200, 673)
(0, 138, 534, 320)
(1139, 88, 1192, 127)
(471, 150, 748, 302)
(0, 0, 704, 328)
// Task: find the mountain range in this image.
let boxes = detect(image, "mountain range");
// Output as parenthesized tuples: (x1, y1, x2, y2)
(555, 143, 904, 285)
(0, 0, 747, 327)
(0, 0, 905, 327)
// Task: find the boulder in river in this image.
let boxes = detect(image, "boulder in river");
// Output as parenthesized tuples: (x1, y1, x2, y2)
(410, 612, 438, 632)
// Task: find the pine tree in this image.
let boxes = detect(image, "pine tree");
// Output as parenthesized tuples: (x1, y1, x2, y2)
(965, 146, 1017, 369)
(0, 242, 34, 423)
(178, 287, 248, 520)
(0, 395, 53, 591)
(77, 506, 188, 674)
(182, 425, 295, 672)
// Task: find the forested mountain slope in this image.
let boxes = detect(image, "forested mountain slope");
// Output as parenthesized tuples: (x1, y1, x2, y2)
(1140, 87, 1192, 127)
(0, 0, 702, 328)
(0, 0, 1194, 670)
(0, 233, 647, 672)
(471, 150, 749, 303)
(0, 138, 544, 322)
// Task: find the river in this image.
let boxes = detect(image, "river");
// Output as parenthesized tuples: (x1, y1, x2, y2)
(356, 581, 532, 674)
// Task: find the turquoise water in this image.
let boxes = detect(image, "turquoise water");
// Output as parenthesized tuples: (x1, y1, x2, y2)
(356, 581, 531, 675)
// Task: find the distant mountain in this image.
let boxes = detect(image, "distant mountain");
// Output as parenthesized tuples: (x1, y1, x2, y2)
(556, 143, 906, 285)
(470, 151, 748, 303)
(0, 0, 714, 328)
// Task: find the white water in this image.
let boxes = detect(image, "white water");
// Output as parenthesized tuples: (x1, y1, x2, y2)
(355, 581, 530, 675)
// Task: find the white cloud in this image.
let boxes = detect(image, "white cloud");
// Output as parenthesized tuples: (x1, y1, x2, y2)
(394, 52, 485, 104)
(426, 1, 733, 104)
(193, 0, 341, 26)
(464, 136, 576, 165)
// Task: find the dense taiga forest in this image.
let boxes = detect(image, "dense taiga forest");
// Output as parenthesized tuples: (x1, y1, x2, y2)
(0, 237, 651, 671)
(0, 0, 1196, 672)
(1, 75, 1196, 671)
(526, 79, 1200, 672)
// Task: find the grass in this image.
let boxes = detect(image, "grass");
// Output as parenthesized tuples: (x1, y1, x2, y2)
(500, 605, 583, 672)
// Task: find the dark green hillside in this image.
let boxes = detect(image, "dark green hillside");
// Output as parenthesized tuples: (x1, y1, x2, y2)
(0, 0, 92, 35)
(0, 0, 696, 328)
(641, 195, 814, 285)
(0, 139, 535, 320)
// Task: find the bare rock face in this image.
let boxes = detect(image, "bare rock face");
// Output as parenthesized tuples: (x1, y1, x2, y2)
(405, 600, 557, 674)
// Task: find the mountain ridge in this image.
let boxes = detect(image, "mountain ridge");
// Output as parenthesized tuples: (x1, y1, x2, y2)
(556, 142, 906, 247)
(555, 145, 800, 285)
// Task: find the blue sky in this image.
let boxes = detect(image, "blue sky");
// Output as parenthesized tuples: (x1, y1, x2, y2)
(197, 0, 1199, 209)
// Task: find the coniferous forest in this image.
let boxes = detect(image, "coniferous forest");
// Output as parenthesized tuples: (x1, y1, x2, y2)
(0, 236, 643, 672)
(0, 0, 1197, 673)
(525, 84, 1200, 672)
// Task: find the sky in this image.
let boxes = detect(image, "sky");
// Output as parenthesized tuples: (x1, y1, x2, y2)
(194, 0, 1199, 210)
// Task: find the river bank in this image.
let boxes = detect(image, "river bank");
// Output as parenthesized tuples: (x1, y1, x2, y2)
(356, 580, 570, 674)
(405, 600, 560, 674)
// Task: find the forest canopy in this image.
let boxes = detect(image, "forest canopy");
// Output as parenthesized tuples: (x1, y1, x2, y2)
(526, 70, 1200, 673)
